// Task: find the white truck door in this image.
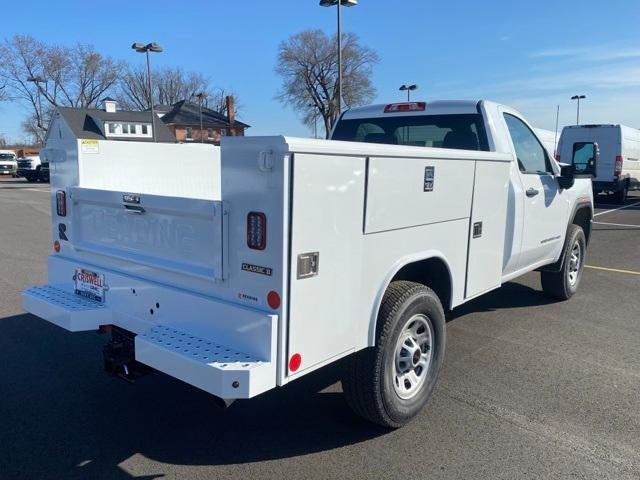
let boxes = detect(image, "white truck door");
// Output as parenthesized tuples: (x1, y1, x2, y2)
(503, 113, 567, 268)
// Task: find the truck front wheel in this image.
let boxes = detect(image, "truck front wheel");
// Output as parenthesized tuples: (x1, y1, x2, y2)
(541, 224, 586, 300)
(341, 281, 446, 428)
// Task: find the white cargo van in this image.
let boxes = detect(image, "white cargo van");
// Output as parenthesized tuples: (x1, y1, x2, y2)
(558, 124, 640, 202)
(24, 100, 596, 428)
(534, 128, 559, 157)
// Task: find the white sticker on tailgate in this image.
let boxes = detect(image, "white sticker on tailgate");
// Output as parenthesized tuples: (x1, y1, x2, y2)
(74, 268, 106, 303)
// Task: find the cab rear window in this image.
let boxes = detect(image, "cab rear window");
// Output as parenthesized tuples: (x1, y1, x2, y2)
(332, 114, 490, 151)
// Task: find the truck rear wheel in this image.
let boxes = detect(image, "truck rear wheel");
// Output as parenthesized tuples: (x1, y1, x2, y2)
(341, 281, 446, 428)
(541, 224, 586, 300)
(613, 183, 628, 204)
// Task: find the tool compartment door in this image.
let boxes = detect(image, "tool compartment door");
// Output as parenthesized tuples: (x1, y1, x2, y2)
(465, 161, 510, 298)
(287, 153, 365, 375)
(69, 187, 225, 281)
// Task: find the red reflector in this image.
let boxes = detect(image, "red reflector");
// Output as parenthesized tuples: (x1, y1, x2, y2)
(615, 155, 624, 175)
(56, 190, 66, 217)
(384, 102, 426, 113)
(267, 290, 281, 310)
(247, 211, 266, 250)
(289, 353, 302, 372)
(53, 240, 61, 253)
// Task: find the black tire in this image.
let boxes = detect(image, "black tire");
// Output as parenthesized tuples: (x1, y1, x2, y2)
(613, 183, 628, 204)
(541, 224, 586, 300)
(341, 281, 446, 428)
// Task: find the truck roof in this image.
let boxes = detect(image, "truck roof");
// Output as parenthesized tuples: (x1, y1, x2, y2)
(342, 100, 485, 120)
(564, 124, 618, 129)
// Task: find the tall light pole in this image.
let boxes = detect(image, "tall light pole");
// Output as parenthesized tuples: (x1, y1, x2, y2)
(307, 103, 319, 138)
(320, 0, 358, 115)
(193, 92, 206, 143)
(132, 42, 163, 142)
(399, 84, 418, 101)
(571, 94, 586, 125)
(27, 76, 46, 130)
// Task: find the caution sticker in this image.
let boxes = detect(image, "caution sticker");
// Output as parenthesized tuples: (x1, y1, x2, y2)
(81, 139, 99, 154)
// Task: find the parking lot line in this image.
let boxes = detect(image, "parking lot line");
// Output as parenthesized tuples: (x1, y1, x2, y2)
(593, 221, 640, 228)
(593, 200, 640, 217)
(585, 265, 640, 276)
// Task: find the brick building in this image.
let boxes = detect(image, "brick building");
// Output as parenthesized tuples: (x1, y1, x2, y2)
(160, 97, 249, 144)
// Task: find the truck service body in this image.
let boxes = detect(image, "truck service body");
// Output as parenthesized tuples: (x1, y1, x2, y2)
(24, 100, 595, 427)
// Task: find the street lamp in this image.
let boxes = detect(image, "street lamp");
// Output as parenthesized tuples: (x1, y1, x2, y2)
(307, 103, 319, 138)
(27, 76, 46, 129)
(192, 92, 206, 143)
(132, 42, 163, 142)
(571, 94, 586, 125)
(319, 0, 358, 114)
(399, 84, 418, 101)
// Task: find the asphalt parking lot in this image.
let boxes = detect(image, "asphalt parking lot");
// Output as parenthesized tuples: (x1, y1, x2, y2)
(1, 177, 639, 480)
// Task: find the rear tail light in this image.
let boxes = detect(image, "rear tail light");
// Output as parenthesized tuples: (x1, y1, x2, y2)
(614, 155, 624, 176)
(384, 102, 426, 113)
(267, 290, 281, 310)
(56, 190, 67, 217)
(555, 154, 561, 162)
(247, 211, 266, 250)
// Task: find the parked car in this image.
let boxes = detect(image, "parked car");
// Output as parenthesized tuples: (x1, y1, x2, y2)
(558, 124, 640, 202)
(25, 100, 596, 428)
(17, 155, 45, 182)
(0, 150, 18, 177)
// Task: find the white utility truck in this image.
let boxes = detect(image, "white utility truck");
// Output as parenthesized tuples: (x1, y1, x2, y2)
(24, 100, 596, 428)
(558, 124, 640, 203)
(0, 149, 18, 176)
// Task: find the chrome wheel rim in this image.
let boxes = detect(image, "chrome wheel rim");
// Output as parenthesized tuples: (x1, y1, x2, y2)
(393, 314, 433, 400)
(568, 241, 581, 286)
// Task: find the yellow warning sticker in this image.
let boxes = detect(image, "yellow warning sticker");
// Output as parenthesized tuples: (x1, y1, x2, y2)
(80, 139, 99, 154)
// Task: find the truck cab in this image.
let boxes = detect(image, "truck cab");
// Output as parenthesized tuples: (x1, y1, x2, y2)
(17, 155, 44, 182)
(0, 150, 18, 177)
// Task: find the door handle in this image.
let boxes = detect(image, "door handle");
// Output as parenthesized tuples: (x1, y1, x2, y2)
(123, 204, 145, 214)
(526, 187, 539, 197)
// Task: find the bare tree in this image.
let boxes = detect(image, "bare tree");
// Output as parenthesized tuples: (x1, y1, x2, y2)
(0, 35, 125, 139)
(117, 65, 239, 115)
(276, 29, 378, 138)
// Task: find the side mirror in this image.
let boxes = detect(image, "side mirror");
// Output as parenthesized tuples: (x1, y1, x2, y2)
(558, 164, 575, 190)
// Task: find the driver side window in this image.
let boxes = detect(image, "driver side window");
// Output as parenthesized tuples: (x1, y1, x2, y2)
(504, 114, 552, 174)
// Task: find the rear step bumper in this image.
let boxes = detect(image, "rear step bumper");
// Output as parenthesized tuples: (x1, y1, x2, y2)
(23, 285, 112, 331)
(136, 325, 273, 399)
(23, 283, 278, 400)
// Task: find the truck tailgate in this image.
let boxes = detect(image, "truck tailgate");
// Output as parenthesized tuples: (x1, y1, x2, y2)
(70, 187, 226, 280)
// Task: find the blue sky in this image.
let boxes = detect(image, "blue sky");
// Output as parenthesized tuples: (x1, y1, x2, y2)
(1, 0, 639, 142)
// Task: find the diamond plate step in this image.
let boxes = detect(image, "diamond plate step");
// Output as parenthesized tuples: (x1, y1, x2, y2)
(135, 324, 276, 399)
(23, 285, 112, 331)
